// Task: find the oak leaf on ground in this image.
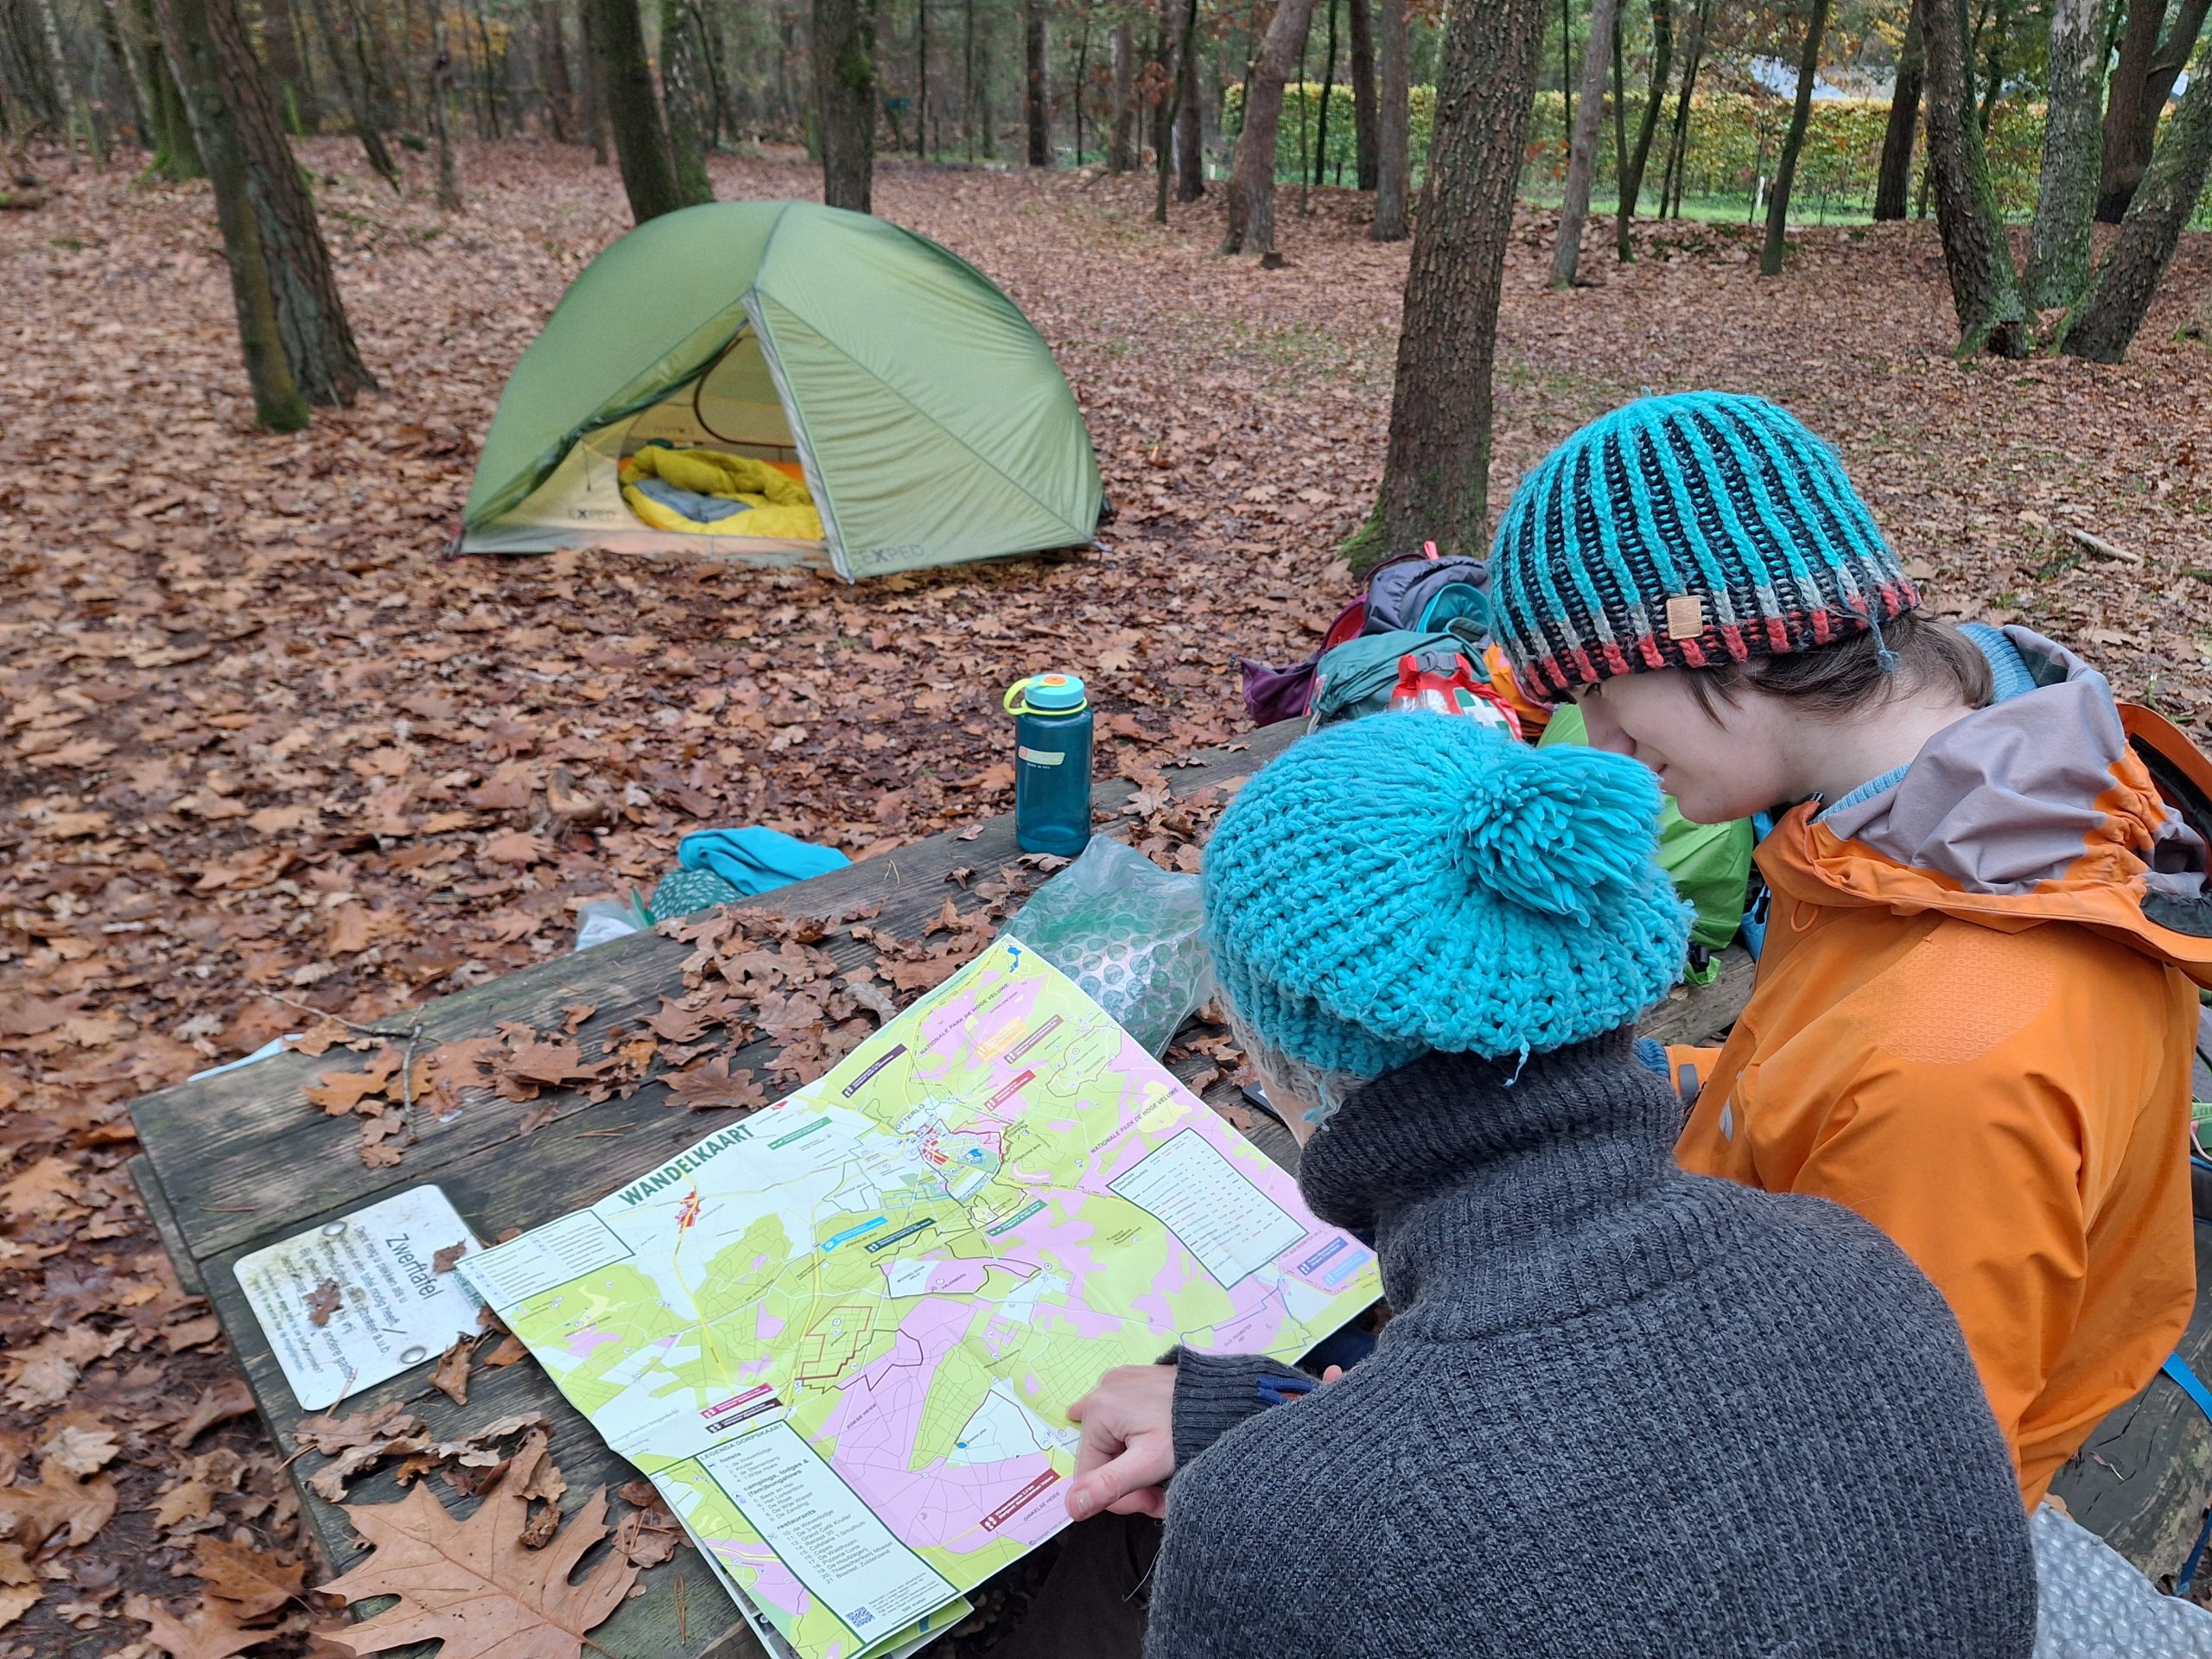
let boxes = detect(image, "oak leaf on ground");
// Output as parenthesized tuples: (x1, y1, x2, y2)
(0, 1459, 118, 1554)
(125, 1592, 279, 1659)
(191, 1536, 307, 1619)
(316, 1435, 637, 1659)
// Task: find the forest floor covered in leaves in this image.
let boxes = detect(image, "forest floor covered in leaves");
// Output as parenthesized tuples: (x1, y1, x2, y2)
(3, 137, 2210, 1656)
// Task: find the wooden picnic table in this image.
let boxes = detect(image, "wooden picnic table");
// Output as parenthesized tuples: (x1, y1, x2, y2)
(145, 711, 2212, 1655)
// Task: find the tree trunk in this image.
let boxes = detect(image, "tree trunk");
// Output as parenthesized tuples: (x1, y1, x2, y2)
(428, 2, 460, 209)
(2100, 0, 2167, 220)
(538, 0, 572, 138)
(915, 0, 927, 157)
(2181, 279, 2212, 343)
(304, 0, 401, 188)
(1107, 16, 1132, 168)
(1173, 40, 1200, 195)
(658, 0, 715, 203)
(2064, 40, 2212, 361)
(131, 0, 200, 175)
(1660, 0, 1706, 215)
(2022, 0, 2106, 307)
(99, 0, 154, 146)
(1313, 0, 1336, 188)
(35, 0, 77, 162)
(1548, 0, 1613, 287)
(1873, 0, 1921, 219)
(1616, 0, 1669, 256)
(155, 0, 304, 426)
(580, 0, 607, 161)
(1352, 0, 1548, 566)
(1346, 0, 1374, 188)
(1974, 0, 2007, 136)
(1023, 0, 1046, 163)
(1071, 16, 1086, 161)
(1370, 0, 1406, 236)
(1758, 0, 1827, 277)
(584, 0, 686, 218)
(1154, 0, 1193, 217)
(810, 0, 873, 208)
(257, 0, 308, 129)
(1922, 0, 2026, 353)
(1221, 0, 1318, 252)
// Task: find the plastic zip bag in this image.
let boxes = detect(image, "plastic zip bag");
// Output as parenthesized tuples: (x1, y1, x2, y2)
(1001, 836, 1211, 1057)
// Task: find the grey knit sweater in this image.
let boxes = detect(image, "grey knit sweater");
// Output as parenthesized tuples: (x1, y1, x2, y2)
(1147, 1032, 2037, 1658)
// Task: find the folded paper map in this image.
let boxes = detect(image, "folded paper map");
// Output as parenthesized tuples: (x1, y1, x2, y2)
(460, 936, 1381, 1659)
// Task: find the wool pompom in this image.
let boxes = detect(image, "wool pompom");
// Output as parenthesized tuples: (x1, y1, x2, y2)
(1450, 741, 1663, 923)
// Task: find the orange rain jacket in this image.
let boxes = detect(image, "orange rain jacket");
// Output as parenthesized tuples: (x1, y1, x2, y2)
(1674, 627, 2212, 1507)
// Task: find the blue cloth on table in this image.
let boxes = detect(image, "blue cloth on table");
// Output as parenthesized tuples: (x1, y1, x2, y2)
(678, 826, 849, 896)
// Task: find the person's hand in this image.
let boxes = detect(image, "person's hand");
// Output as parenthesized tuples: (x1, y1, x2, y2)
(1065, 1363, 1177, 1522)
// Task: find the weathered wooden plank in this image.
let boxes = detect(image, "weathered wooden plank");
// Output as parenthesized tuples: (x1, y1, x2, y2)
(128, 1154, 205, 1296)
(2048, 1220, 2212, 1584)
(134, 723, 1306, 1262)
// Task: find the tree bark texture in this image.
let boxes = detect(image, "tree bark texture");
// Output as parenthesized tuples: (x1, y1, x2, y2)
(1173, 53, 1200, 195)
(1361, 0, 1547, 564)
(99, 0, 154, 146)
(1107, 18, 1133, 168)
(2098, 0, 2210, 219)
(1370, 0, 1407, 236)
(2065, 40, 2212, 360)
(2023, 0, 2107, 307)
(130, 0, 200, 174)
(658, 0, 715, 203)
(1023, 0, 1046, 163)
(428, 2, 460, 210)
(1615, 0, 1669, 256)
(579, 3, 607, 161)
(203, 0, 373, 400)
(537, 0, 572, 138)
(810, 0, 873, 208)
(1921, 0, 2026, 353)
(1872, 0, 1921, 219)
(1346, 0, 1375, 188)
(1548, 0, 1614, 287)
(152, 0, 305, 427)
(1222, 0, 1317, 251)
(303, 0, 399, 188)
(587, 0, 687, 219)
(257, 0, 308, 129)
(1759, 0, 1828, 277)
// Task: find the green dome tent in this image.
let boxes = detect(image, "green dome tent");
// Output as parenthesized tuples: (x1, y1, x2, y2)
(458, 200, 1103, 582)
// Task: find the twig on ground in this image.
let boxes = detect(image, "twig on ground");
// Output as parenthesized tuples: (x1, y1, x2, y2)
(2063, 526, 2145, 565)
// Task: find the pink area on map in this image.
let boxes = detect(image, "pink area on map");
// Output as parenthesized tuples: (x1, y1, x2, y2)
(756, 1308, 785, 1341)
(563, 1327, 622, 1359)
(809, 1295, 1070, 1554)
(712, 1540, 810, 1623)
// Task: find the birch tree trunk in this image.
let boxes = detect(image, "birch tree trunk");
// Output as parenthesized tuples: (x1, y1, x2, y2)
(2022, 0, 2107, 308)
(1921, 0, 2027, 353)
(1548, 0, 1615, 288)
(1221, 0, 1317, 253)
(1370, 0, 1407, 238)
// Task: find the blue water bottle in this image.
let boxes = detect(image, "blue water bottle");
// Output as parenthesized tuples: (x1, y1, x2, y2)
(1004, 673, 1095, 856)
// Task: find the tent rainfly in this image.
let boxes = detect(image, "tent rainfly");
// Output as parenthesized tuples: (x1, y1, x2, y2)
(457, 200, 1103, 582)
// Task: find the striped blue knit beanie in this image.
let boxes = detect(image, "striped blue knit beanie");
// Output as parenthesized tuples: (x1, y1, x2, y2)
(1204, 714, 1690, 1080)
(1490, 391, 1919, 699)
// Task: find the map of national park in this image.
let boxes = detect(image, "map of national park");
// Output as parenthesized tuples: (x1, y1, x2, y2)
(461, 938, 1381, 1659)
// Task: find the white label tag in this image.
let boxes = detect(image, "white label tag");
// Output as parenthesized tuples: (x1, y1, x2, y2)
(1017, 747, 1065, 766)
(235, 1185, 484, 1409)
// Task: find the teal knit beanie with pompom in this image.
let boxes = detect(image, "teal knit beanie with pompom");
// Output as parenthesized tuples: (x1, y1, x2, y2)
(1204, 714, 1691, 1080)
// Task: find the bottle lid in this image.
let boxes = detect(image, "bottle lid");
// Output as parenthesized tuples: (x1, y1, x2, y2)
(1007, 673, 1088, 714)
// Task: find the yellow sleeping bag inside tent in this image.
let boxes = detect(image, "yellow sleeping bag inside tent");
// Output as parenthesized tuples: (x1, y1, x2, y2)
(619, 446, 826, 540)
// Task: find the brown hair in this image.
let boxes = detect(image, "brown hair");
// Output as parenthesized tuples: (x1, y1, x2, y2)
(1683, 612, 1995, 721)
